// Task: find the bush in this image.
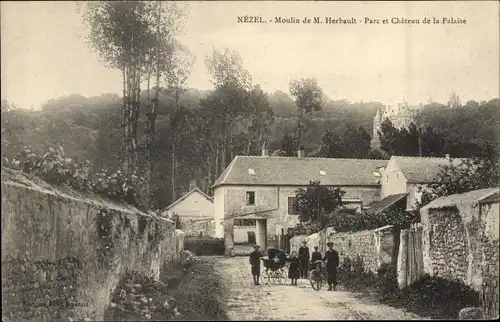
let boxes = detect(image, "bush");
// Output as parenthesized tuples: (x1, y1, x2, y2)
(107, 259, 229, 321)
(4, 145, 145, 209)
(337, 256, 378, 289)
(386, 274, 482, 319)
(184, 237, 225, 256)
(375, 263, 400, 298)
(160, 259, 229, 321)
(327, 207, 420, 233)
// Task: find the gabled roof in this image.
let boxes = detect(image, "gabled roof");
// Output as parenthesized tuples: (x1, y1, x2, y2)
(212, 156, 388, 188)
(367, 193, 408, 214)
(162, 187, 213, 212)
(391, 156, 469, 184)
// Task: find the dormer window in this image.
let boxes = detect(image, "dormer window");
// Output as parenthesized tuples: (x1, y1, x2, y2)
(319, 170, 326, 176)
(373, 172, 381, 177)
(248, 168, 256, 175)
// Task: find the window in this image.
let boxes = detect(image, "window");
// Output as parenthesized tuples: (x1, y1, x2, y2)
(246, 191, 255, 205)
(288, 197, 299, 214)
(319, 170, 326, 176)
(234, 219, 256, 226)
(248, 168, 256, 175)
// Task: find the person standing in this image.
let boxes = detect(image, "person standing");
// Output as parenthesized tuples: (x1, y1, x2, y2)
(298, 240, 310, 279)
(323, 242, 340, 291)
(287, 251, 300, 285)
(249, 244, 263, 285)
(310, 246, 322, 271)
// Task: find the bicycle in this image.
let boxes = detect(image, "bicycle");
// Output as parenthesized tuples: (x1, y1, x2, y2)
(308, 260, 325, 291)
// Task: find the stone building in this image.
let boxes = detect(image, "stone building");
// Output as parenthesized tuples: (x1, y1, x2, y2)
(371, 101, 424, 149)
(211, 148, 388, 254)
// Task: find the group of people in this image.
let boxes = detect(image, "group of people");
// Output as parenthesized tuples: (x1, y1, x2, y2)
(249, 240, 340, 291)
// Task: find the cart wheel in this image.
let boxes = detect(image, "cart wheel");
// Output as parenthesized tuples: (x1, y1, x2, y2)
(262, 270, 270, 285)
(316, 276, 323, 290)
(270, 271, 278, 285)
(309, 271, 322, 291)
(277, 269, 286, 285)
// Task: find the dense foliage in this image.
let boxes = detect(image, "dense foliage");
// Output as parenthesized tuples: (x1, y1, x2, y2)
(318, 124, 371, 158)
(337, 257, 481, 320)
(378, 99, 500, 158)
(416, 155, 500, 209)
(294, 181, 345, 231)
(383, 274, 481, 319)
(326, 208, 420, 233)
(4, 145, 145, 209)
(107, 260, 229, 321)
(184, 237, 225, 256)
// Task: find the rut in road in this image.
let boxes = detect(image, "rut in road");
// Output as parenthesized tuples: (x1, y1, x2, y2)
(214, 257, 428, 320)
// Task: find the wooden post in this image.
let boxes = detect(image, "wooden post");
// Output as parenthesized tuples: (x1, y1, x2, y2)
(397, 229, 409, 289)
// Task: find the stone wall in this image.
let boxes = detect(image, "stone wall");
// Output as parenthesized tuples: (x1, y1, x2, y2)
(180, 218, 215, 237)
(289, 235, 307, 254)
(1, 168, 177, 322)
(427, 208, 469, 281)
(325, 225, 396, 275)
(420, 188, 500, 319)
(480, 201, 499, 319)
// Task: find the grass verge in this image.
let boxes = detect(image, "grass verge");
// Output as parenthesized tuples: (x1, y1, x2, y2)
(160, 259, 229, 321)
(105, 258, 229, 321)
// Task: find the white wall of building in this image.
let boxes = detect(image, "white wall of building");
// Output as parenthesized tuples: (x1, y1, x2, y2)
(168, 191, 213, 220)
(380, 158, 408, 198)
(213, 187, 225, 238)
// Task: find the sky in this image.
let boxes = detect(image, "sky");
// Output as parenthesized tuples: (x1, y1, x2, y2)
(1, 1, 499, 109)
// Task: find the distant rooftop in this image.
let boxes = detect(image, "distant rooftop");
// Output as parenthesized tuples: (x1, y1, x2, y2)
(391, 156, 469, 183)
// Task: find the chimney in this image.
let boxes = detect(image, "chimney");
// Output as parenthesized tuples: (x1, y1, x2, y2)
(261, 141, 269, 157)
(189, 179, 197, 190)
(297, 146, 305, 158)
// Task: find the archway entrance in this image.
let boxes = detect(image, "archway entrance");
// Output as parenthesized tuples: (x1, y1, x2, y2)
(224, 217, 268, 255)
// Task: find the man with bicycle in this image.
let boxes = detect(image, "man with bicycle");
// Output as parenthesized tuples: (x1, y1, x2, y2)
(323, 242, 340, 291)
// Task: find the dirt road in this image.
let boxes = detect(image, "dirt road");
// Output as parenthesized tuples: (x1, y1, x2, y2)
(213, 257, 428, 320)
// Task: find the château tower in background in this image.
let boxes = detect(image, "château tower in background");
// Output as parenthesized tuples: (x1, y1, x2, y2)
(371, 99, 424, 150)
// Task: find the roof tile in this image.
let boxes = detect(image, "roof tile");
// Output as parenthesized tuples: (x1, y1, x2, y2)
(212, 156, 388, 187)
(392, 156, 468, 183)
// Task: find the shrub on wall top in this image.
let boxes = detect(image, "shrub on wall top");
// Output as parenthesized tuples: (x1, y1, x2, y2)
(4, 145, 145, 209)
(326, 207, 420, 233)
